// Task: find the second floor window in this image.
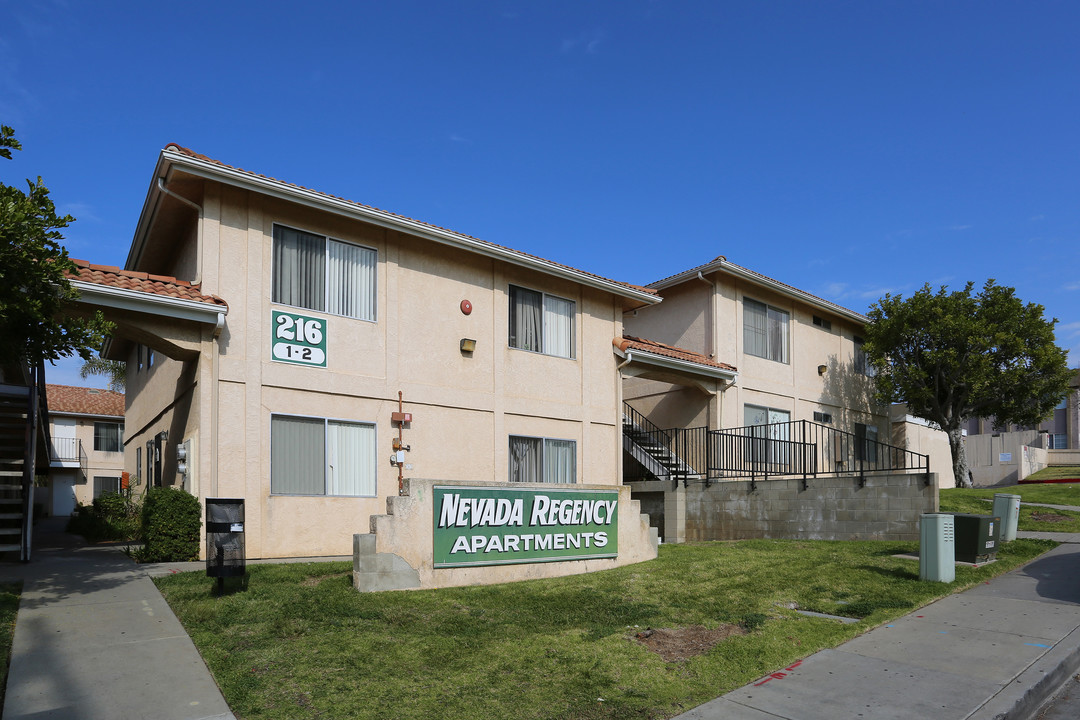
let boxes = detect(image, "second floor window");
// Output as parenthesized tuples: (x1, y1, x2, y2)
(94, 422, 123, 452)
(508, 285, 575, 358)
(853, 336, 874, 376)
(272, 225, 376, 321)
(743, 298, 789, 363)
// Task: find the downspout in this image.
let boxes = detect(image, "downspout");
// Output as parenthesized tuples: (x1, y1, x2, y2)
(157, 177, 204, 285)
(212, 312, 224, 497)
(696, 271, 720, 431)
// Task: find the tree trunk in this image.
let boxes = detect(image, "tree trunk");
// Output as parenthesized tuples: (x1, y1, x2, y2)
(948, 426, 972, 488)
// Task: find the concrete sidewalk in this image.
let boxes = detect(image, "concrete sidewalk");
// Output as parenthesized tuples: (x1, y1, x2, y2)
(0, 518, 235, 720)
(677, 537, 1080, 720)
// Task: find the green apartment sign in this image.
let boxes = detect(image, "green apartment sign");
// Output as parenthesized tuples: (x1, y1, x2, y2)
(271, 310, 327, 367)
(433, 486, 619, 568)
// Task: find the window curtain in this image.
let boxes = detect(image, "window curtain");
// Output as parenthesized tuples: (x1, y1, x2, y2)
(271, 416, 326, 494)
(509, 286, 542, 352)
(509, 436, 541, 483)
(327, 240, 376, 320)
(544, 440, 576, 484)
(767, 306, 789, 363)
(743, 299, 768, 359)
(543, 295, 574, 358)
(326, 421, 376, 496)
(273, 226, 325, 312)
(94, 423, 122, 452)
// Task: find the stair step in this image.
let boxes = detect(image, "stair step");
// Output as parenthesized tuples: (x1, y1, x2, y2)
(0, 527, 21, 535)
(0, 513, 22, 520)
(0, 544, 20, 553)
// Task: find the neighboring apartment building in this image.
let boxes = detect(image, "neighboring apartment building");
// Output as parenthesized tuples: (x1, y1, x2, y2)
(45, 384, 125, 516)
(962, 369, 1080, 450)
(65, 144, 659, 571)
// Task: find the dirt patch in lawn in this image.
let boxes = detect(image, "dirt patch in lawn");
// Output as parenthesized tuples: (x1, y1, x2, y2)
(1031, 512, 1072, 524)
(300, 572, 352, 587)
(634, 624, 746, 662)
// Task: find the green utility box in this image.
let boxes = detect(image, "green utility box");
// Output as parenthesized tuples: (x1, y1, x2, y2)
(919, 513, 955, 583)
(948, 513, 1001, 564)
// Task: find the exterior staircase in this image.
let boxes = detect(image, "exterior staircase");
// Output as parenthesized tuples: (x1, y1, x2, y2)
(0, 363, 48, 562)
(622, 404, 701, 483)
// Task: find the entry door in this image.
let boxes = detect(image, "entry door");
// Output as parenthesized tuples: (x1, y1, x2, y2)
(52, 473, 77, 516)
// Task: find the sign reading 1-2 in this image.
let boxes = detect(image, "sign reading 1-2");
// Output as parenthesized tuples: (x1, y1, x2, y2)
(272, 310, 327, 367)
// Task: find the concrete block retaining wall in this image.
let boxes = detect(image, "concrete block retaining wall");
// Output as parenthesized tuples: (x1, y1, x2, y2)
(684, 472, 940, 542)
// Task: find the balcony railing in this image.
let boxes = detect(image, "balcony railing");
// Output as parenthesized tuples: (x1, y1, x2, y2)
(49, 436, 88, 482)
(623, 412, 930, 488)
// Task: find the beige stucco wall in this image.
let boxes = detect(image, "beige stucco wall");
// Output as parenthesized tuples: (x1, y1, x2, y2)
(127, 178, 630, 559)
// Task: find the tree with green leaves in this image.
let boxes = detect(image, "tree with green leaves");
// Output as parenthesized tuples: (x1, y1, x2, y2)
(0, 125, 110, 367)
(80, 356, 126, 392)
(864, 280, 1072, 488)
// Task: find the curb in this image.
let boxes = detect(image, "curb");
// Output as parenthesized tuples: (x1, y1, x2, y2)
(968, 624, 1080, 720)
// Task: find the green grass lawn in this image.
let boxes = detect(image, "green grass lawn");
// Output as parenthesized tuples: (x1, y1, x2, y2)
(156, 538, 1054, 720)
(940, 482, 1080, 532)
(1023, 466, 1080, 483)
(0, 582, 21, 713)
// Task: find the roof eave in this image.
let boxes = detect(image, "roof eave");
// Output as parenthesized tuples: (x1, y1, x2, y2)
(146, 148, 660, 307)
(650, 260, 867, 324)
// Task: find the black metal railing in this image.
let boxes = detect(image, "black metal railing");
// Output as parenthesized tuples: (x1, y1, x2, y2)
(623, 414, 930, 487)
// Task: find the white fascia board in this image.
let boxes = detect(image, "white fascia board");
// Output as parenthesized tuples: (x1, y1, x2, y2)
(71, 281, 226, 325)
(616, 347, 738, 383)
(652, 260, 867, 324)
(153, 149, 660, 307)
(49, 410, 124, 421)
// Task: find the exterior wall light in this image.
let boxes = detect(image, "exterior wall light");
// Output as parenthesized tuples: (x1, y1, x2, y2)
(460, 338, 477, 353)
(817, 365, 828, 375)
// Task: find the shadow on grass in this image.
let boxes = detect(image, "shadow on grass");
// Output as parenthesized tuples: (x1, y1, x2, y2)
(854, 564, 920, 581)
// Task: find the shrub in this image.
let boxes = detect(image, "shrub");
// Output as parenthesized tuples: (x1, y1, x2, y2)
(66, 492, 140, 542)
(135, 487, 201, 563)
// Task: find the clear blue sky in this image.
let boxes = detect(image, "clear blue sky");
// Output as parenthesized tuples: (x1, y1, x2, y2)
(3, 1, 1078, 387)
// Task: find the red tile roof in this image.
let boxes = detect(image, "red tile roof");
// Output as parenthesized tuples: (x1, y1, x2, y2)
(164, 145, 657, 301)
(614, 335, 737, 373)
(66, 259, 228, 308)
(46, 384, 124, 417)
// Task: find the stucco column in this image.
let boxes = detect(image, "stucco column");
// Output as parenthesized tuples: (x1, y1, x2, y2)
(664, 481, 687, 544)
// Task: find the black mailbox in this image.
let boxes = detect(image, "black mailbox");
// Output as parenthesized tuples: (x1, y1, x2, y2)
(206, 498, 245, 579)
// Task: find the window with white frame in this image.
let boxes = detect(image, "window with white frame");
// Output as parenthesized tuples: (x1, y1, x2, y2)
(93, 476, 121, 499)
(743, 298, 789, 363)
(272, 225, 376, 321)
(271, 415, 377, 496)
(853, 336, 874, 376)
(94, 422, 123, 452)
(508, 436, 576, 484)
(508, 285, 575, 358)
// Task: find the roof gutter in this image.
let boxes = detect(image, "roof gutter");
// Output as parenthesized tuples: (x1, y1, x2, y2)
(149, 148, 660, 308)
(614, 347, 738, 384)
(70, 280, 227, 326)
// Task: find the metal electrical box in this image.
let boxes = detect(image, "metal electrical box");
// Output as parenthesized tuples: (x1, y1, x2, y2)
(206, 498, 246, 580)
(920, 513, 955, 583)
(992, 493, 1021, 543)
(949, 513, 1001, 564)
